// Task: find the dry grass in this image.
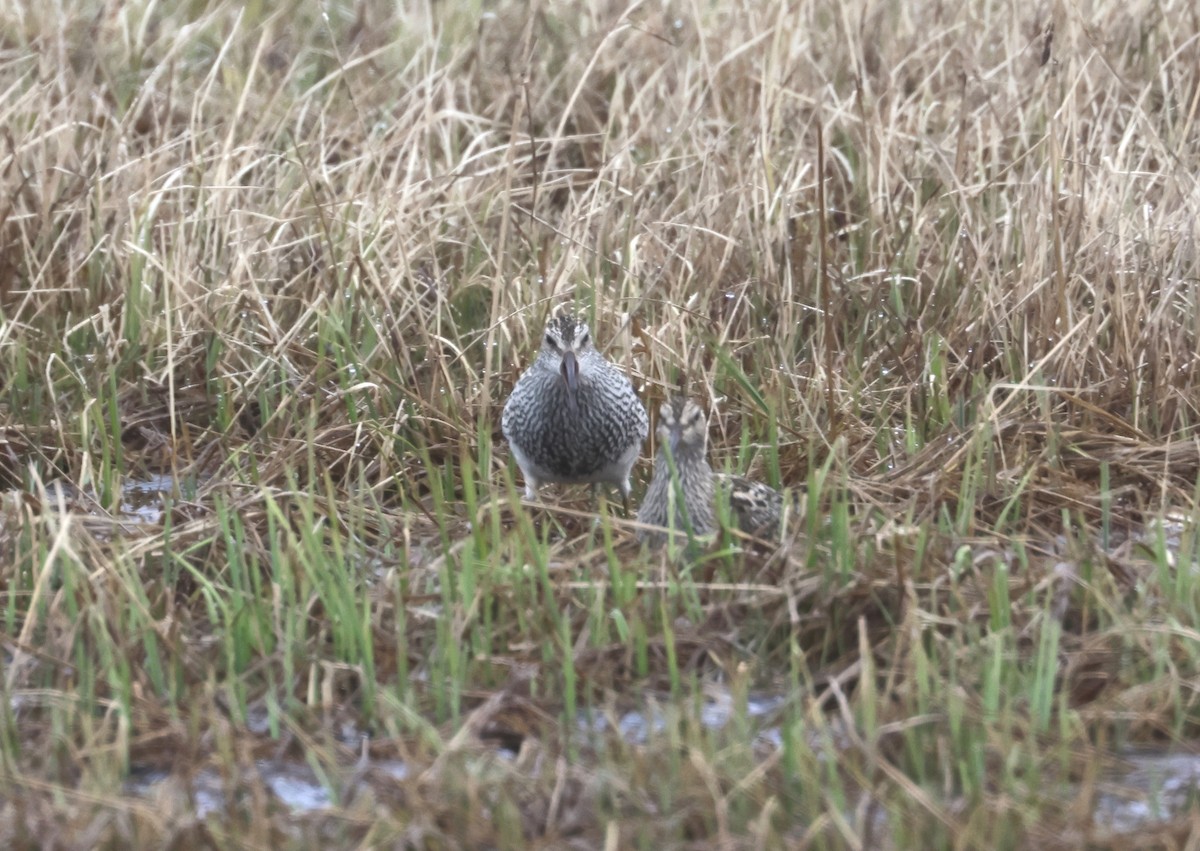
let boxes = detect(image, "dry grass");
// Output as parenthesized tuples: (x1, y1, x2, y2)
(2, 0, 1200, 847)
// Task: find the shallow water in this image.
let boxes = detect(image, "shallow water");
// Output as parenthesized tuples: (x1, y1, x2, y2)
(121, 716, 1200, 836)
(1092, 751, 1200, 833)
(118, 473, 180, 524)
(125, 756, 410, 816)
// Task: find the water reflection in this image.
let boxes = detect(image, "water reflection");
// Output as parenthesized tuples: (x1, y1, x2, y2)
(122, 722, 1200, 834)
(41, 474, 188, 527)
(126, 756, 409, 816)
(1093, 751, 1200, 834)
(119, 474, 179, 524)
(577, 688, 788, 746)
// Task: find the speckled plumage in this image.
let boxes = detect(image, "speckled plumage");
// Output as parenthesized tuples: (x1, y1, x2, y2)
(502, 313, 648, 503)
(637, 397, 717, 544)
(638, 396, 789, 545)
(717, 473, 786, 538)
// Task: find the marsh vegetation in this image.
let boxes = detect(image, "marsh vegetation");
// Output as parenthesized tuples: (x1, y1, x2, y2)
(2, 0, 1200, 847)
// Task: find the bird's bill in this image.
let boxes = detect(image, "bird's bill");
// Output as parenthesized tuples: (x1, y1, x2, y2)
(560, 350, 579, 392)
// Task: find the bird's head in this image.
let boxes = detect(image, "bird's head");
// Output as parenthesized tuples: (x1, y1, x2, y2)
(657, 396, 707, 459)
(540, 313, 594, 394)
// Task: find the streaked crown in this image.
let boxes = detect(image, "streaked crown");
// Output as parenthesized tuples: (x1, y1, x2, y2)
(541, 313, 592, 355)
(658, 396, 708, 454)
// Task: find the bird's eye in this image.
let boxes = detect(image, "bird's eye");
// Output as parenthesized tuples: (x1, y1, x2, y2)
(544, 333, 557, 349)
(579, 332, 590, 346)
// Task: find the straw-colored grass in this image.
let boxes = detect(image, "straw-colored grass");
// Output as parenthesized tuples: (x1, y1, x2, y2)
(2, 0, 1199, 846)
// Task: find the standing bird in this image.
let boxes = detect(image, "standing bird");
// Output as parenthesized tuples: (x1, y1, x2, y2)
(502, 312, 648, 510)
(637, 396, 789, 546)
(637, 396, 717, 544)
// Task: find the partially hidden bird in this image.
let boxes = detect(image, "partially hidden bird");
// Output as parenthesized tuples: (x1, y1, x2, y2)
(637, 396, 788, 545)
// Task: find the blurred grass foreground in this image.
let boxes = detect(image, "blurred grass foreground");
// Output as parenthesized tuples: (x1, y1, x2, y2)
(2, 0, 1200, 847)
